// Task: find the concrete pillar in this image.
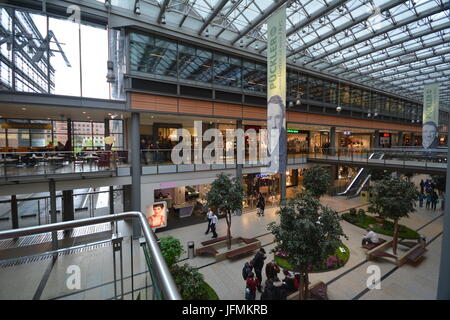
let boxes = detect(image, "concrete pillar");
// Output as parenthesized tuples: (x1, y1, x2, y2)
(330, 127, 336, 156)
(49, 179, 58, 251)
(62, 190, 74, 222)
(123, 185, 132, 212)
(11, 195, 18, 229)
(131, 112, 142, 237)
(410, 133, 416, 146)
(374, 130, 380, 149)
(398, 131, 403, 147)
(109, 186, 115, 215)
(438, 123, 450, 299)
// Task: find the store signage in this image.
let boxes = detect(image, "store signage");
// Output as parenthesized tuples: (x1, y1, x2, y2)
(287, 129, 300, 134)
(256, 174, 269, 178)
(422, 83, 440, 149)
(343, 131, 352, 135)
(160, 182, 176, 188)
(382, 133, 390, 137)
(1, 123, 52, 130)
(266, 4, 287, 175)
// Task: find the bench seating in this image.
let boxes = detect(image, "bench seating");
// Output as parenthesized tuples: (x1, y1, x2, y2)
(399, 241, 417, 249)
(406, 247, 427, 265)
(309, 281, 328, 300)
(195, 246, 218, 257)
(370, 249, 397, 259)
(226, 243, 260, 260)
(241, 237, 259, 244)
(362, 238, 386, 250)
(201, 236, 231, 246)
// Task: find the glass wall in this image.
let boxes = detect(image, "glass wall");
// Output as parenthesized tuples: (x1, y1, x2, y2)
(0, 6, 121, 100)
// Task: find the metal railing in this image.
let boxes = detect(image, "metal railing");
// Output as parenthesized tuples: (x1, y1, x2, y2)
(0, 211, 181, 300)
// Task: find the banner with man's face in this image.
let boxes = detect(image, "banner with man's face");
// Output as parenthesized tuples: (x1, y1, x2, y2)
(266, 5, 287, 174)
(422, 83, 440, 149)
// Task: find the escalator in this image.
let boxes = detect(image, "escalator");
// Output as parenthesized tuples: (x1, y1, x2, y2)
(337, 153, 384, 198)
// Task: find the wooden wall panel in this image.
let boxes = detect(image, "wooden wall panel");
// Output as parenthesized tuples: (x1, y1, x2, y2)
(131, 93, 178, 113)
(243, 106, 266, 120)
(213, 103, 243, 118)
(178, 98, 213, 116)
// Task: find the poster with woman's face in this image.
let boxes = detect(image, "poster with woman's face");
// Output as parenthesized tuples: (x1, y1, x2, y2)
(146, 201, 167, 229)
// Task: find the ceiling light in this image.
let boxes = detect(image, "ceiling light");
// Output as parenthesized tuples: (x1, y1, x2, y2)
(255, 43, 259, 50)
(22, 107, 26, 111)
(240, 39, 244, 48)
(82, 111, 86, 114)
(134, 0, 141, 15)
(161, 14, 166, 25)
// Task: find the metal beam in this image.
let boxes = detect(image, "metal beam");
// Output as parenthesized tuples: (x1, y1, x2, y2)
(321, 21, 450, 72)
(157, 0, 170, 24)
(287, 0, 407, 57)
(258, 0, 347, 53)
(198, 0, 229, 35)
(231, 0, 289, 45)
(308, 3, 450, 66)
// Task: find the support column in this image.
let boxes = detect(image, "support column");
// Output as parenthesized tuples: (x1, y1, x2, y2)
(62, 190, 74, 221)
(410, 133, 416, 146)
(374, 130, 380, 149)
(330, 127, 336, 156)
(11, 195, 18, 230)
(397, 131, 403, 147)
(109, 186, 115, 215)
(66, 118, 72, 151)
(49, 179, 58, 252)
(437, 123, 450, 299)
(131, 112, 142, 238)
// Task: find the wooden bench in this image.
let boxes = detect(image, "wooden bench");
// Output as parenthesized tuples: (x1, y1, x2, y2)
(195, 246, 218, 257)
(406, 247, 427, 265)
(399, 241, 417, 249)
(309, 281, 328, 300)
(369, 249, 397, 260)
(362, 238, 386, 250)
(241, 237, 259, 244)
(226, 243, 260, 260)
(201, 236, 231, 246)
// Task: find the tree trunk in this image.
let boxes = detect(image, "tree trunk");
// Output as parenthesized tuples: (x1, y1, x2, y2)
(393, 219, 399, 255)
(298, 272, 306, 300)
(226, 211, 231, 250)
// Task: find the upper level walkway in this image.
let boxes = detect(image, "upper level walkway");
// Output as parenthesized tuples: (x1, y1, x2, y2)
(307, 148, 448, 175)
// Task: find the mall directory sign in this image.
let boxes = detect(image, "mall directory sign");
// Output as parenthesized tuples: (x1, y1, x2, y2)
(266, 4, 287, 174)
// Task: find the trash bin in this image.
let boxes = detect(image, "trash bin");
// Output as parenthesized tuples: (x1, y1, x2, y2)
(188, 241, 195, 259)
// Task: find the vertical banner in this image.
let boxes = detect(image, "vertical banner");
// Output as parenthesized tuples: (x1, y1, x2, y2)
(266, 4, 287, 174)
(422, 83, 440, 149)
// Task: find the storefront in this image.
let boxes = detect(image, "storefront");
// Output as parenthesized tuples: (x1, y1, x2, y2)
(287, 129, 309, 154)
(379, 132, 392, 148)
(338, 131, 372, 151)
(310, 131, 330, 153)
(243, 173, 281, 209)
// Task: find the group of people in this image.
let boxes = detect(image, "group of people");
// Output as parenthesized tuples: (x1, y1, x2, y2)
(205, 208, 218, 239)
(242, 248, 290, 300)
(419, 179, 443, 211)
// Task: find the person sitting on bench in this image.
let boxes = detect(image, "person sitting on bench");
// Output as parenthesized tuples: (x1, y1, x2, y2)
(362, 229, 379, 246)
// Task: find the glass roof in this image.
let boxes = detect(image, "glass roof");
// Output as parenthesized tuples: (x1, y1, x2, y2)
(107, 0, 449, 109)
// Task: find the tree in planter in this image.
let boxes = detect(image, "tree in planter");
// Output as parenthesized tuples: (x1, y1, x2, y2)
(368, 177, 419, 255)
(159, 236, 185, 269)
(302, 166, 331, 199)
(268, 193, 346, 300)
(368, 168, 391, 182)
(206, 173, 244, 250)
(431, 175, 446, 194)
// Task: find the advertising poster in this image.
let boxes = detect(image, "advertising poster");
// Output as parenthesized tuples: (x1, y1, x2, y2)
(422, 83, 440, 149)
(266, 4, 287, 174)
(146, 201, 168, 229)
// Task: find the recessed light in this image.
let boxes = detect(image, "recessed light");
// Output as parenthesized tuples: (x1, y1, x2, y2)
(22, 107, 26, 111)
(82, 111, 86, 114)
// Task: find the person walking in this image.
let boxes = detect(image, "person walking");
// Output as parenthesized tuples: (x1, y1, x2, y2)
(420, 180, 425, 194)
(419, 192, 425, 208)
(431, 191, 439, 211)
(210, 212, 218, 239)
(426, 192, 432, 210)
(245, 272, 259, 300)
(205, 208, 213, 235)
(252, 248, 266, 292)
(257, 193, 266, 217)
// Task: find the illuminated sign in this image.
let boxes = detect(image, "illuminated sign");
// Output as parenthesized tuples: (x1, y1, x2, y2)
(343, 131, 352, 135)
(1, 123, 52, 130)
(382, 133, 391, 137)
(287, 129, 300, 134)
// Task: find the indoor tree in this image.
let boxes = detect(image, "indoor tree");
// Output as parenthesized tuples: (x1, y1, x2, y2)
(368, 176, 419, 255)
(206, 173, 244, 249)
(268, 193, 346, 300)
(431, 175, 446, 195)
(302, 166, 331, 199)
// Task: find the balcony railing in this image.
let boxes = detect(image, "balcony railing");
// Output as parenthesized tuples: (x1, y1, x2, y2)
(0, 211, 181, 300)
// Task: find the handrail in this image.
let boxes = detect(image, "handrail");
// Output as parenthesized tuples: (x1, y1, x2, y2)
(0, 211, 181, 300)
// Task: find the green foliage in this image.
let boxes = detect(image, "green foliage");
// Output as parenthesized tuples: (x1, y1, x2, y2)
(357, 208, 366, 217)
(431, 175, 446, 193)
(268, 193, 347, 273)
(171, 264, 209, 300)
(159, 236, 185, 269)
(202, 281, 219, 300)
(206, 173, 244, 214)
(369, 169, 391, 182)
(369, 177, 419, 222)
(349, 208, 357, 217)
(341, 212, 419, 239)
(302, 166, 331, 198)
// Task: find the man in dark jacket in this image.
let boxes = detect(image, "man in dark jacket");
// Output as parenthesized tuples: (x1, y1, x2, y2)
(252, 248, 266, 292)
(261, 278, 287, 300)
(242, 261, 254, 281)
